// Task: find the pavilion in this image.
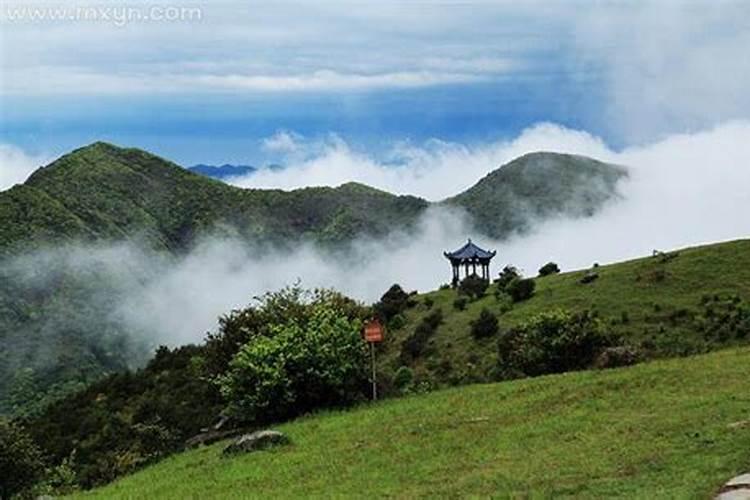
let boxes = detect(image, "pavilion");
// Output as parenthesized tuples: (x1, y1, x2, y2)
(444, 239, 496, 286)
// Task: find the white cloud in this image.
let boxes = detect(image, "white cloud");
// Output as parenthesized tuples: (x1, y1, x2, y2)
(261, 130, 303, 155)
(0, 144, 48, 190)
(572, 2, 750, 142)
(232, 123, 613, 201)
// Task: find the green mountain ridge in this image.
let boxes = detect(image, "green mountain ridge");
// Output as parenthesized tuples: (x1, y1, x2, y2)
(1, 142, 627, 253)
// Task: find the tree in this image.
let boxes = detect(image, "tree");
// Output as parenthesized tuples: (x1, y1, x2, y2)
(217, 301, 368, 424)
(0, 419, 45, 499)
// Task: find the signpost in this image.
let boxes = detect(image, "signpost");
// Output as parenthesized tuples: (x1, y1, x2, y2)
(363, 318, 384, 400)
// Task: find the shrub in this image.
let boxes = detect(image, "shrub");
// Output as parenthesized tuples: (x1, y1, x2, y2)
(497, 309, 611, 377)
(471, 308, 499, 339)
(392, 366, 414, 392)
(538, 262, 560, 277)
(453, 297, 468, 311)
(506, 278, 536, 302)
(400, 309, 443, 362)
(388, 313, 406, 331)
(374, 284, 412, 322)
(218, 303, 367, 424)
(495, 265, 521, 290)
(458, 275, 488, 300)
(423, 297, 434, 309)
(0, 419, 45, 500)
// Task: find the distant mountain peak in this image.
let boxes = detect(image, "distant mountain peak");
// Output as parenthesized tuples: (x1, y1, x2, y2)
(188, 164, 257, 180)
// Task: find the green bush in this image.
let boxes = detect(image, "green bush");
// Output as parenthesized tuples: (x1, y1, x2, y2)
(374, 284, 411, 322)
(392, 366, 414, 392)
(538, 262, 560, 277)
(471, 308, 499, 339)
(506, 278, 536, 302)
(498, 310, 611, 377)
(453, 296, 468, 311)
(218, 303, 367, 424)
(0, 419, 45, 500)
(458, 275, 489, 300)
(495, 265, 521, 290)
(400, 309, 443, 363)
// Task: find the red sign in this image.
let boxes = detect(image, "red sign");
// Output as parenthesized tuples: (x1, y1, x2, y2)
(364, 319, 384, 343)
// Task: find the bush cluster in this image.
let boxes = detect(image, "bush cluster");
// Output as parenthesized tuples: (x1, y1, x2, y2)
(458, 275, 489, 300)
(217, 300, 368, 424)
(506, 278, 536, 302)
(498, 309, 611, 378)
(0, 419, 45, 499)
(400, 309, 443, 363)
(471, 308, 499, 339)
(538, 262, 560, 277)
(374, 284, 414, 323)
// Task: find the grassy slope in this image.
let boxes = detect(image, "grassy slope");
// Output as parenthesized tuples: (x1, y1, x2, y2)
(76, 347, 750, 499)
(377, 239, 750, 385)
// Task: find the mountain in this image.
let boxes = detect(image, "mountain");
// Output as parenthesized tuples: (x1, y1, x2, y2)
(1, 143, 627, 255)
(187, 164, 256, 180)
(444, 152, 627, 238)
(0, 142, 628, 416)
(2, 142, 429, 254)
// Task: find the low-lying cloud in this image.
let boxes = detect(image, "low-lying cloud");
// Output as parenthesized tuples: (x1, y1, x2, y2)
(3, 121, 750, 352)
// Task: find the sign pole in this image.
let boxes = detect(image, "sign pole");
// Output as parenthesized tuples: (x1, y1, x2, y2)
(363, 318, 384, 401)
(370, 341, 377, 401)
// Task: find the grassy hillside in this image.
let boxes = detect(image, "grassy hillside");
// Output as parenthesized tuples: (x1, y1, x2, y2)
(376, 239, 750, 388)
(75, 347, 750, 499)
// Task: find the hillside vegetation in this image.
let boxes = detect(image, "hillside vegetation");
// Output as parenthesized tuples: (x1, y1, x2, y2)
(76, 347, 750, 499)
(0, 142, 628, 416)
(15, 239, 750, 495)
(376, 239, 750, 389)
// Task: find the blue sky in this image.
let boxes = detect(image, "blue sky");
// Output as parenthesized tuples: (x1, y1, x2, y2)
(1, 1, 749, 167)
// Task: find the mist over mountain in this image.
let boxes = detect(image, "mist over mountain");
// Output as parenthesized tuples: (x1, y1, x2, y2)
(0, 140, 626, 415)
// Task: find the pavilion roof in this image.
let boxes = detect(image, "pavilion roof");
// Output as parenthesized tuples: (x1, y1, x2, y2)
(444, 239, 496, 261)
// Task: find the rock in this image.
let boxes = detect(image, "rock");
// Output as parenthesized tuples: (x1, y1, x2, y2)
(595, 346, 642, 369)
(580, 271, 599, 284)
(222, 430, 289, 456)
(186, 428, 244, 449)
(716, 473, 750, 499)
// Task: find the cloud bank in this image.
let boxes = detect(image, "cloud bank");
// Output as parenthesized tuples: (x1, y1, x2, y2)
(0, 144, 49, 190)
(4, 121, 750, 350)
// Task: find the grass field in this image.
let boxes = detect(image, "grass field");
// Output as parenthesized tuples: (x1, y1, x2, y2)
(76, 347, 750, 499)
(377, 239, 750, 386)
